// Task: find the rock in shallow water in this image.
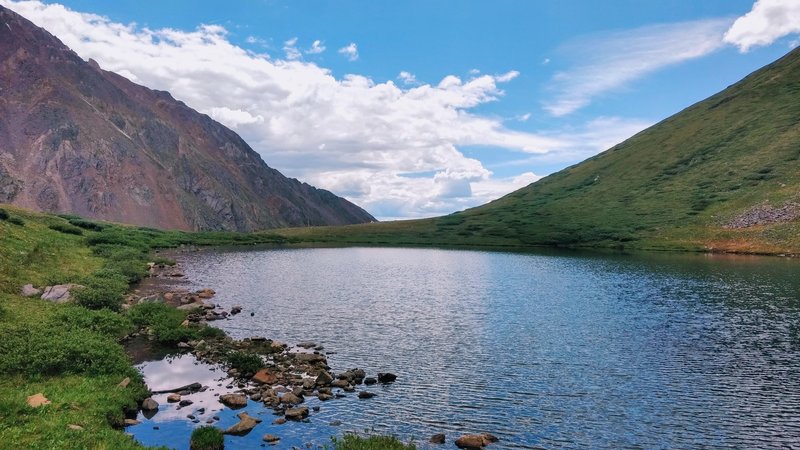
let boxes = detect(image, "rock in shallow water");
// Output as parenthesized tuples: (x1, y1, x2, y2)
(223, 412, 262, 435)
(284, 406, 309, 421)
(141, 398, 159, 411)
(430, 433, 446, 444)
(377, 372, 397, 383)
(219, 393, 248, 408)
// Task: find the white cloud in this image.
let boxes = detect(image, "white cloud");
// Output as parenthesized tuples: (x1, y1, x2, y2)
(495, 70, 519, 82)
(283, 36, 301, 59)
(397, 71, 417, 85)
(724, 0, 800, 52)
(543, 18, 732, 116)
(306, 39, 325, 54)
(0, 0, 565, 219)
(338, 42, 359, 61)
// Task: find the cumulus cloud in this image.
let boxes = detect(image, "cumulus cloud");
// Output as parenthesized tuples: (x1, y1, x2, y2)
(338, 42, 359, 61)
(543, 18, 732, 116)
(306, 39, 325, 54)
(0, 0, 570, 219)
(724, 0, 800, 52)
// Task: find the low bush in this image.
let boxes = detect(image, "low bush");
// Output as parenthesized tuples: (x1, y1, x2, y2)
(190, 426, 224, 450)
(67, 218, 107, 231)
(0, 208, 8, 220)
(0, 325, 134, 376)
(126, 302, 223, 344)
(6, 216, 25, 226)
(51, 306, 133, 339)
(225, 351, 263, 376)
(48, 223, 84, 236)
(73, 272, 129, 311)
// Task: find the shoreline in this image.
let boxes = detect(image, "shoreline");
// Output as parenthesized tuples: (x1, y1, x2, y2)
(122, 250, 404, 448)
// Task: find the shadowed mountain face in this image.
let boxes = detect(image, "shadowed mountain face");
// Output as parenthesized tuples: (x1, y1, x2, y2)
(0, 5, 375, 231)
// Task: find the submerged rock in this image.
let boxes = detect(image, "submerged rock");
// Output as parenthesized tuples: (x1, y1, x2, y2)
(358, 391, 376, 399)
(455, 433, 499, 449)
(430, 433, 446, 444)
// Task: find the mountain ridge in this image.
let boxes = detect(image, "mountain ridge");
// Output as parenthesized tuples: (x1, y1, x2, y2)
(0, 5, 375, 231)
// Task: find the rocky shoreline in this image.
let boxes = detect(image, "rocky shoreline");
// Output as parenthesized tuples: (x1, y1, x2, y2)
(120, 252, 498, 449)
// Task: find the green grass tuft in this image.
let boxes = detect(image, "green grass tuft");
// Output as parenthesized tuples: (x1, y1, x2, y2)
(190, 426, 224, 450)
(331, 434, 416, 450)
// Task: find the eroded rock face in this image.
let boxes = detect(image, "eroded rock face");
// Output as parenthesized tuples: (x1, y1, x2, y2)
(0, 5, 376, 231)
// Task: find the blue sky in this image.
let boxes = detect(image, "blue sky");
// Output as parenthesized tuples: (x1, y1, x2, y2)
(3, 0, 799, 219)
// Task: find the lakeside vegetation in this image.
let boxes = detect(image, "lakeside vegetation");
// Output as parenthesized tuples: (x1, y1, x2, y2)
(0, 205, 290, 449)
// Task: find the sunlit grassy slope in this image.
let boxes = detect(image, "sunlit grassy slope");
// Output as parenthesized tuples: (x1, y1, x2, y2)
(278, 48, 800, 254)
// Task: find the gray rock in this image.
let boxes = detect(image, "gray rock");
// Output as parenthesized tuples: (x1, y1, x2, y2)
(430, 433, 446, 444)
(21, 284, 41, 297)
(40, 284, 83, 303)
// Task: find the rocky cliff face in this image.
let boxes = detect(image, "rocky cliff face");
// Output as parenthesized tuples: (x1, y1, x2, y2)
(0, 5, 375, 231)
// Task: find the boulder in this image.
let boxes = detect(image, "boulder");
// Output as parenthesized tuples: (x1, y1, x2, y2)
(141, 398, 159, 411)
(331, 379, 349, 389)
(219, 393, 248, 408)
(364, 377, 377, 385)
(272, 417, 287, 425)
(252, 369, 278, 385)
(231, 305, 242, 315)
(223, 412, 262, 435)
(358, 391, 375, 399)
(315, 371, 333, 386)
(166, 393, 181, 403)
(280, 392, 302, 405)
(179, 399, 193, 407)
(40, 284, 83, 303)
(21, 284, 41, 297)
(377, 372, 397, 383)
(454, 434, 499, 449)
(284, 406, 309, 421)
(430, 433, 446, 444)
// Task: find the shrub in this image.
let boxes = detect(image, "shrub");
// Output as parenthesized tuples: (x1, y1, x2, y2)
(6, 216, 25, 226)
(225, 351, 263, 376)
(73, 284, 125, 311)
(51, 306, 133, 339)
(190, 426, 224, 450)
(67, 218, 107, 231)
(0, 325, 134, 376)
(126, 302, 222, 344)
(0, 208, 8, 220)
(331, 434, 417, 450)
(48, 223, 84, 236)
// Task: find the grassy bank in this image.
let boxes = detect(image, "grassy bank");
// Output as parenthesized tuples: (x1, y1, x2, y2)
(0, 205, 289, 449)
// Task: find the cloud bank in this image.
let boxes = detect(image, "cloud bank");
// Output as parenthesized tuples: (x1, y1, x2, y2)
(724, 0, 800, 51)
(2, 0, 589, 219)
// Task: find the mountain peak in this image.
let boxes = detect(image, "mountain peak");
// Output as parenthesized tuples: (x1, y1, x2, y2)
(0, 5, 375, 231)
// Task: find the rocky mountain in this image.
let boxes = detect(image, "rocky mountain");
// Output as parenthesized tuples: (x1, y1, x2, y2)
(0, 5, 375, 231)
(281, 47, 800, 254)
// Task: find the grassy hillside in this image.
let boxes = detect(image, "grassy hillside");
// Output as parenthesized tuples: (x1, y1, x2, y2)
(277, 48, 800, 254)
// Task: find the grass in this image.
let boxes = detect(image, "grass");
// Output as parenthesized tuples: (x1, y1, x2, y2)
(330, 434, 416, 450)
(274, 48, 800, 256)
(189, 426, 224, 450)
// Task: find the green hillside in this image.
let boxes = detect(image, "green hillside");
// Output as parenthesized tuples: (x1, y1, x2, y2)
(278, 47, 800, 254)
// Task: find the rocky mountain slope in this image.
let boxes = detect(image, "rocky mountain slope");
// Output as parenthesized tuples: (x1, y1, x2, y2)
(279, 47, 800, 254)
(0, 5, 375, 231)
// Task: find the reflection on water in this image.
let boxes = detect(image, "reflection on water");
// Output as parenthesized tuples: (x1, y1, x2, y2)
(130, 248, 800, 449)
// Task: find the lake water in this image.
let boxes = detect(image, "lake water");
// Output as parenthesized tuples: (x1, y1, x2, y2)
(130, 247, 800, 449)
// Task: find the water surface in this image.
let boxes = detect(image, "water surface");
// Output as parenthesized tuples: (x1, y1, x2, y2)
(131, 247, 800, 449)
